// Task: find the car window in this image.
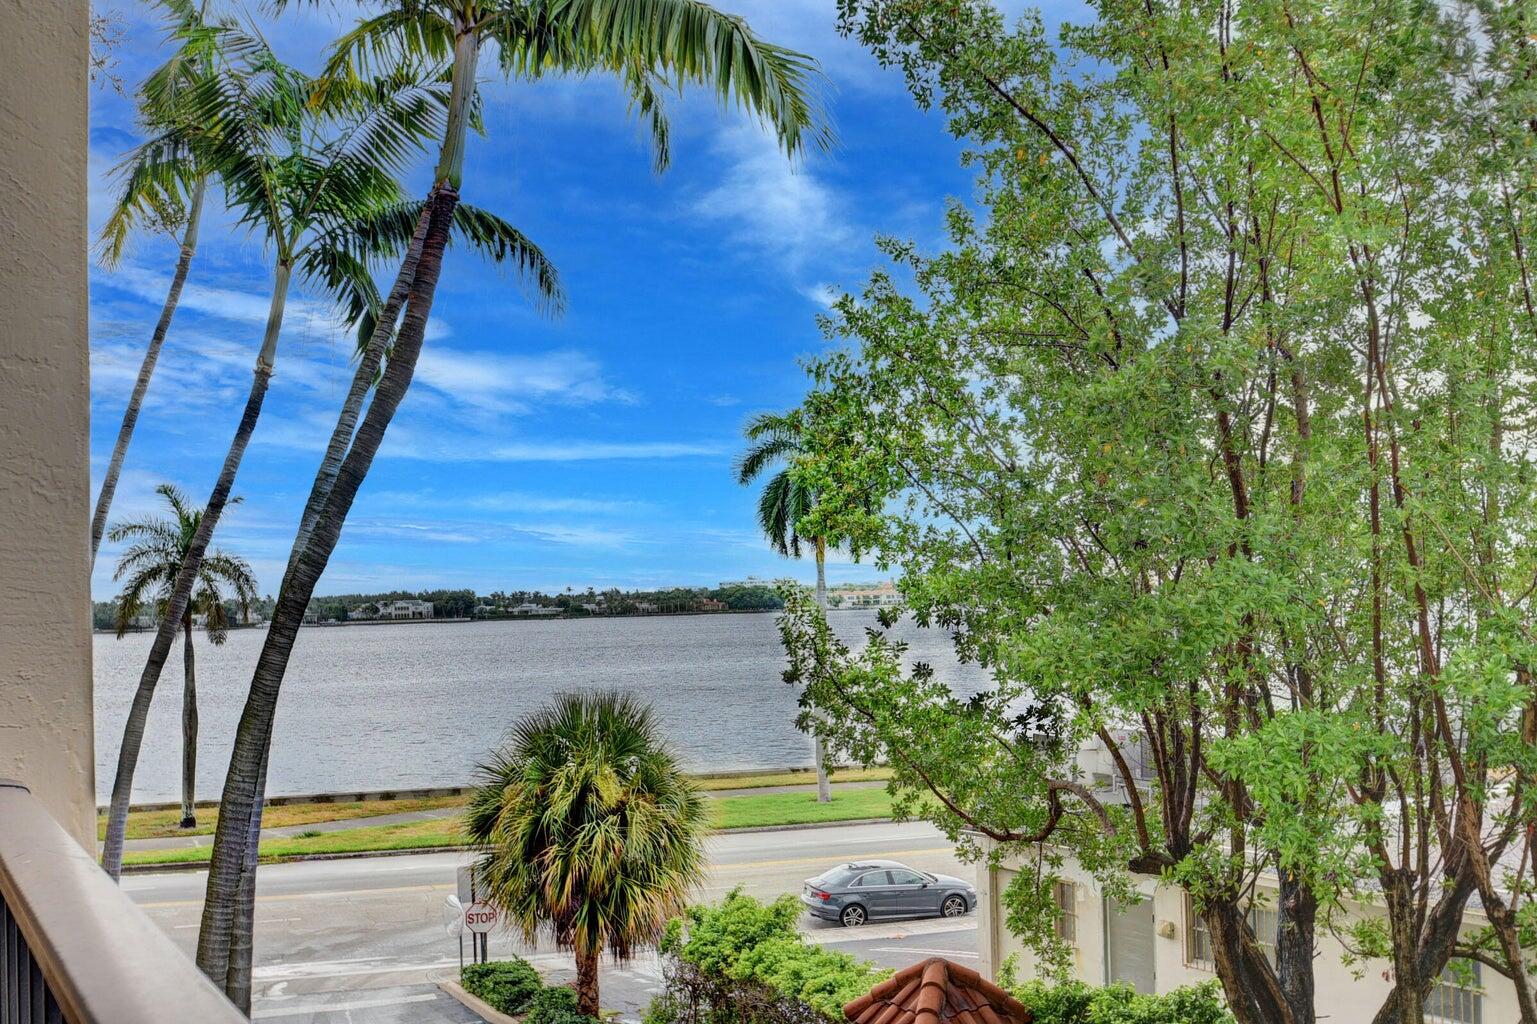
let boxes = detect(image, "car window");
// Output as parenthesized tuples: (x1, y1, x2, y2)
(889, 869, 924, 886)
(851, 871, 891, 887)
(811, 866, 858, 887)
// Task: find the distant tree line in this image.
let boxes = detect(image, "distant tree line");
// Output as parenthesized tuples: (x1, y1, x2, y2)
(96, 583, 784, 630)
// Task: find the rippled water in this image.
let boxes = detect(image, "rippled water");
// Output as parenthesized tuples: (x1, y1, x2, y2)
(93, 610, 987, 803)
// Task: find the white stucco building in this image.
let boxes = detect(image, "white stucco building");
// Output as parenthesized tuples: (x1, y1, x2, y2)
(974, 739, 1516, 1023)
(379, 599, 434, 620)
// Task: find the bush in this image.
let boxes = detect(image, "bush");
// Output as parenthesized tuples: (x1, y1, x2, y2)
(665, 890, 889, 1023)
(1010, 978, 1235, 1024)
(461, 958, 542, 1015)
(525, 983, 603, 1024)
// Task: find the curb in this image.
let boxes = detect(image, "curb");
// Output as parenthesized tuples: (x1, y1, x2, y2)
(433, 975, 521, 1024)
(119, 817, 899, 873)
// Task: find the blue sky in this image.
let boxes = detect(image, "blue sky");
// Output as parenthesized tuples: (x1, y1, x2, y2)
(88, 0, 1072, 600)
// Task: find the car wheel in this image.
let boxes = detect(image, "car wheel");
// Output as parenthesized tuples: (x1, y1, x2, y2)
(942, 895, 968, 918)
(840, 904, 867, 927)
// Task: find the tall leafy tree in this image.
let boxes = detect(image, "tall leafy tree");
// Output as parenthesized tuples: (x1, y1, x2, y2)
(109, 484, 258, 829)
(466, 691, 708, 1018)
(736, 409, 833, 802)
(195, 3, 829, 1006)
(777, 3, 1537, 1024)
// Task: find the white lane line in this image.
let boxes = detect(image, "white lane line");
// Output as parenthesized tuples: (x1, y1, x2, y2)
(254, 958, 460, 983)
(871, 947, 979, 959)
(806, 920, 976, 945)
(252, 992, 439, 1019)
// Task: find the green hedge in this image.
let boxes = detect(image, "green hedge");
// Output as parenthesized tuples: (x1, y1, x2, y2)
(663, 890, 889, 1022)
(525, 984, 602, 1024)
(461, 958, 543, 1015)
(1009, 978, 1235, 1024)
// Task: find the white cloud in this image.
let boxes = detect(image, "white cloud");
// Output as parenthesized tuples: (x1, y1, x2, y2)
(413, 348, 631, 413)
(799, 282, 842, 308)
(692, 123, 859, 280)
(487, 440, 727, 462)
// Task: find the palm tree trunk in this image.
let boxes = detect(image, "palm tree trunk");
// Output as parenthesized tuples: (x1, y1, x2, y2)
(90, 179, 206, 566)
(813, 537, 831, 803)
(576, 946, 601, 1018)
(285, 206, 430, 574)
(197, 191, 458, 1003)
(100, 261, 291, 880)
(181, 611, 199, 829)
(434, 27, 480, 190)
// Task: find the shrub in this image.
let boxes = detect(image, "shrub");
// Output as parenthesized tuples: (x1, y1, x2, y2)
(461, 957, 543, 1015)
(1009, 978, 1235, 1024)
(525, 983, 603, 1024)
(665, 890, 889, 1023)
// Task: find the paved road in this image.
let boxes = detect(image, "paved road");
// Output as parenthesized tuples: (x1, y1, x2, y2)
(127, 821, 977, 1023)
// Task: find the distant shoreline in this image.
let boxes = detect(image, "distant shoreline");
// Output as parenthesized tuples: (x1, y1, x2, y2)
(92, 605, 894, 635)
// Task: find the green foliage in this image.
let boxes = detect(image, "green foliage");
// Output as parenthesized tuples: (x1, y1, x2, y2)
(669, 890, 889, 1022)
(1007, 978, 1234, 1024)
(776, 0, 1537, 1018)
(461, 958, 543, 1015)
(466, 691, 708, 981)
(525, 984, 601, 1024)
(108, 483, 259, 642)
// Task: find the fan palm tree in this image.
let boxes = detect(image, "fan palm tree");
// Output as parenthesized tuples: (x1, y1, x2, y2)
(109, 484, 258, 829)
(195, 2, 828, 1005)
(89, 0, 248, 567)
(736, 409, 833, 801)
(99, 42, 558, 880)
(466, 691, 708, 1018)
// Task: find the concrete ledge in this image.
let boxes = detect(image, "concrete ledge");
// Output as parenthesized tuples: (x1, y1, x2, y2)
(434, 974, 520, 1024)
(106, 764, 860, 813)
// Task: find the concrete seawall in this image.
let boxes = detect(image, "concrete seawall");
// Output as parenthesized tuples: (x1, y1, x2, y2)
(107, 763, 844, 813)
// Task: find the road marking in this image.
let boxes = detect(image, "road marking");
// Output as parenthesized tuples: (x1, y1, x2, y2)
(808, 920, 976, 944)
(254, 958, 460, 983)
(133, 848, 955, 908)
(251, 992, 438, 1018)
(871, 947, 978, 959)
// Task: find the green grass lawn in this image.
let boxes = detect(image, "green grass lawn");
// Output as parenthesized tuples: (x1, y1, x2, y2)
(119, 786, 896, 868)
(104, 767, 892, 842)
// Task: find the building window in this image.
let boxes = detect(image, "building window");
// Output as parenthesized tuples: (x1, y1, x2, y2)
(1054, 882, 1076, 943)
(1427, 961, 1483, 1024)
(1184, 896, 1277, 970)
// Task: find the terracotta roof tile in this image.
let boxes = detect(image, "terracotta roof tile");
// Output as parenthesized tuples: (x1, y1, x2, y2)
(844, 959, 1032, 1024)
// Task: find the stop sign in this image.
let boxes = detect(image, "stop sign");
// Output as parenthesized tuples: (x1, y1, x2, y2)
(464, 901, 499, 934)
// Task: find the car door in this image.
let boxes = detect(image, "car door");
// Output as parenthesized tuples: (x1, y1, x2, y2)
(887, 868, 939, 916)
(849, 870, 898, 917)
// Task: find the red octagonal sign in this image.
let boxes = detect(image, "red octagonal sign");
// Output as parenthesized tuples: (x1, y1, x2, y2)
(464, 901, 499, 934)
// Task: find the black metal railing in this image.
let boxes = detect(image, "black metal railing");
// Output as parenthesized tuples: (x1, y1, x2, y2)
(0, 780, 245, 1023)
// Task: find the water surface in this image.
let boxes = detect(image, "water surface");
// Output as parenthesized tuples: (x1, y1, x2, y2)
(93, 610, 986, 802)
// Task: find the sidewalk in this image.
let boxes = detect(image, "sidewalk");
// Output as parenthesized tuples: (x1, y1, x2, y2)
(120, 779, 887, 852)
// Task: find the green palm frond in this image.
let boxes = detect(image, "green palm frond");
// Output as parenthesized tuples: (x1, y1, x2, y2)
(736, 408, 823, 560)
(108, 485, 256, 641)
(467, 691, 707, 962)
(534, 0, 833, 159)
(318, 5, 459, 84)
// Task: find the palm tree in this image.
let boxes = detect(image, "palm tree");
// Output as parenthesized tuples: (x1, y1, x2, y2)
(89, 0, 240, 567)
(98, 43, 550, 879)
(737, 410, 832, 801)
(194, 3, 828, 1005)
(466, 691, 708, 1018)
(109, 484, 258, 829)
